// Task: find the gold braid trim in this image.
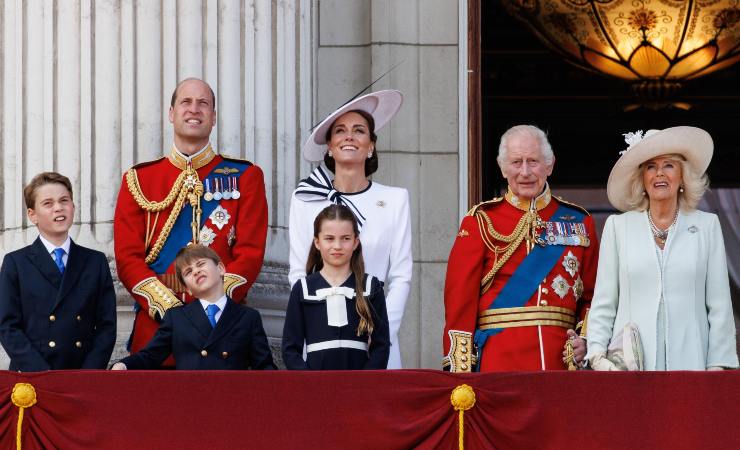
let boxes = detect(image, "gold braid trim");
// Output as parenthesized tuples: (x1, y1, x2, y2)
(144, 187, 190, 264)
(126, 167, 204, 264)
(223, 273, 247, 298)
(126, 168, 187, 212)
(477, 209, 542, 294)
(443, 330, 476, 372)
(132, 277, 184, 320)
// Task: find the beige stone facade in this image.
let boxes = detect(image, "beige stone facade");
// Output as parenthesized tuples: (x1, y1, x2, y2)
(0, 0, 464, 369)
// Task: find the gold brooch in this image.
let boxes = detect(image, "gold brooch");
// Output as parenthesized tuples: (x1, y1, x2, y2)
(457, 229, 469, 238)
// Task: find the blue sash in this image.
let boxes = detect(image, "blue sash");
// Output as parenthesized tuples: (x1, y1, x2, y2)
(148, 159, 252, 273)
(473, 204, 585, 365)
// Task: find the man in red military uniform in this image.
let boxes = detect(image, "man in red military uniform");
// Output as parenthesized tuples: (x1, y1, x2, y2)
(114, 78, 268, 362)
(443, 125, 598, 372)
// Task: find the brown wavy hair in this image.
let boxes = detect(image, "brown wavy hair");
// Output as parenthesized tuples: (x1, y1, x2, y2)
(323, 109, 379, 177)
(24, 172, 73, 209)
(174, 244, 223, 286)
(306, 204, 374, 336)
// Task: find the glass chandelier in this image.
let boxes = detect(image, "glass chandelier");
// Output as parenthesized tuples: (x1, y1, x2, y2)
(502, 0, 740, 107)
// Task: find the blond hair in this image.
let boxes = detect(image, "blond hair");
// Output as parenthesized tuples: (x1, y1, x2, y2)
(623, 153, 708, 212)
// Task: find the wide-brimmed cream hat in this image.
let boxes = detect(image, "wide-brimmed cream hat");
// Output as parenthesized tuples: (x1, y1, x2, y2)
(302, 90, 404, 162)
(607, 126, 713, 212)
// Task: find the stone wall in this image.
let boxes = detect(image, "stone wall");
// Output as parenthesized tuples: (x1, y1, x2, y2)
(0, 0, 312, 368)
(315, 0, 462, 367)
(0, 0, 464, 369)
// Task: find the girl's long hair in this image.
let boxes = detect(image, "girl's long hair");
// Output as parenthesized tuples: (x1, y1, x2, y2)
(306, 204, 374, 336)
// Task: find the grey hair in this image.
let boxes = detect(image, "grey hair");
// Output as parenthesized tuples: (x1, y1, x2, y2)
(623, 153, 709, 212)
(496, 125, 555, 169)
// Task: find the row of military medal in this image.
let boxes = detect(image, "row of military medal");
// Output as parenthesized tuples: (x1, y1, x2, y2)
(203, 176, 241, 201)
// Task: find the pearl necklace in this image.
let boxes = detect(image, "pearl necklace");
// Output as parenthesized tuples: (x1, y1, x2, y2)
(647, 208, 679, 245)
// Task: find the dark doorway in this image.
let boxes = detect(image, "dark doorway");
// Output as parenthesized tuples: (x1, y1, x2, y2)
(479, 1, 740, 202)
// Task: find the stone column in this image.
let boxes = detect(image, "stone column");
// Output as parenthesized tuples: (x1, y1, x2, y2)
(315, 0, 462, 368)
(0, 0, 310, 368)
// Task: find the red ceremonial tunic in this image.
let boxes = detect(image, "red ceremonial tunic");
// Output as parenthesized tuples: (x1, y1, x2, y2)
(443, 187, 598, 371)
(114, 145, 268, 359)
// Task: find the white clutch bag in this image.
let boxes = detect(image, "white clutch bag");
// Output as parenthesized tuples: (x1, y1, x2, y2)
(605, 322, 644, 371)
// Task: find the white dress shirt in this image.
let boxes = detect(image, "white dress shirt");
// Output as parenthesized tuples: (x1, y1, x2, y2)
(199, 295, 228, 324)
(39, 235, 72, 266)
(172, 141, 212, 162)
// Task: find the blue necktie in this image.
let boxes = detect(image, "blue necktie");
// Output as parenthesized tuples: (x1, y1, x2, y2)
(52, 248, 66, 274)
(206, 304, 219, 328)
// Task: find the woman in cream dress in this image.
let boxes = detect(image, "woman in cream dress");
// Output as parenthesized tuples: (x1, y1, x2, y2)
(586, 126, 738, 371)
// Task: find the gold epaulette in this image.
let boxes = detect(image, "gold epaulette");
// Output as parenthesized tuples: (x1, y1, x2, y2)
(554, 196, 591, 216)
(465, 196, 503, 216)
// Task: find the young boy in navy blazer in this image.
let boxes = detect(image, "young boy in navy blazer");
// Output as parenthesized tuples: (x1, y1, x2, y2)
(112, 245, 275, 370)
(0, 172, 117, 371)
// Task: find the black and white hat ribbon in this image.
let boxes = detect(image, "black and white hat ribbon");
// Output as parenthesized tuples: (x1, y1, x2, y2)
(294, 165, 367, 230)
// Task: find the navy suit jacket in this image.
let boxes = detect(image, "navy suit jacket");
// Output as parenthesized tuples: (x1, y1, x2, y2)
(120, 299, 275, 370)
(0, 237, 117, 371)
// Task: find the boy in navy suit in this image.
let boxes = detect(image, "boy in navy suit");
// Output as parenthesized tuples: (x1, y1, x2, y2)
(0, 172, 117, 371)
(112, 245, 275, 370)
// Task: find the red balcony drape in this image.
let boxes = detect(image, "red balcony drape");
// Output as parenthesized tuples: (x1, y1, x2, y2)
(1, 370, 738, 449)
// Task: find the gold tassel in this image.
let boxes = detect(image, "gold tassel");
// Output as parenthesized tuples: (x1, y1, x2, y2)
(11, 383, 37, 450)
(450, 384, 476, 450)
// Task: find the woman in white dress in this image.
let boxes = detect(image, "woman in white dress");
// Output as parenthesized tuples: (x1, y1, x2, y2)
(586, 126, 738, 371)
(288, 90, 412, 369)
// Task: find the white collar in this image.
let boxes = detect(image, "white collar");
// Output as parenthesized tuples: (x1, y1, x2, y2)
(199, 295, 228, 312)
(39, 235, 71, 255)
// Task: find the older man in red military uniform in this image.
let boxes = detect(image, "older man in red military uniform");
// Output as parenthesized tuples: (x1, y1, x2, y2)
(114, 78, 268, 362)
(443, 125, 598, 372)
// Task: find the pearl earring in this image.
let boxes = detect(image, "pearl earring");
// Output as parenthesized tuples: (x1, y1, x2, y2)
(367, 152, 373, 159)
(679, 186, 684, 193)
(642, 191, 646, 196)
(328, 150, 333, 158)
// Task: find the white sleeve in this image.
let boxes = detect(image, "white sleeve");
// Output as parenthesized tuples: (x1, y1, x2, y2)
(288, 193, 311, 287)
(585, 215, 619, 360)
(384, 189, 413, 343)
(704, 214, 739, 368)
